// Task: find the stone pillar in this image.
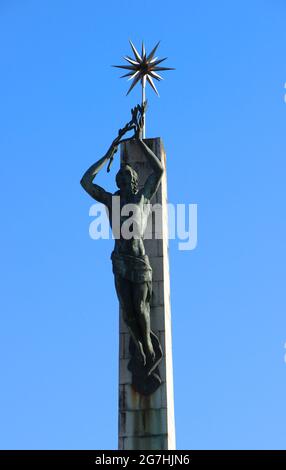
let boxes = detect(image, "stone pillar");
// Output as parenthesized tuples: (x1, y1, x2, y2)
(118, 138, 176, 450)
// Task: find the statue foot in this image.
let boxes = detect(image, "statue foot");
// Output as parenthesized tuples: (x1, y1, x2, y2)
(128, 331, 163, 395)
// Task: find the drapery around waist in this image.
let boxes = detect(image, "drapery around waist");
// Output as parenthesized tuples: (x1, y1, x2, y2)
(111, 251, 152, 283)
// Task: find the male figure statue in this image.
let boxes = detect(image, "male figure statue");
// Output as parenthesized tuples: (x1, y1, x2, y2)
(81, 107, 164, 390)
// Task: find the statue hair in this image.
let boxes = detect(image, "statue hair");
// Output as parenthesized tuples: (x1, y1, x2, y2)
(116, 164, 139, 193)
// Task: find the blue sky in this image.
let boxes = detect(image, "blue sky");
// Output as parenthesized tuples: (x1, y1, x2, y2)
(0, 0, 286, 450)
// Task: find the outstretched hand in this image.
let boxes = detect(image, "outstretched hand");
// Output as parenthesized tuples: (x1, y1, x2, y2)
(131, 101, 147, 139)
(112, 101, 147, 147)
(106, 101, 147, 172)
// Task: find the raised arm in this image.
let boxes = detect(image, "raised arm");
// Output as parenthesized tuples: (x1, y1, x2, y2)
(80, 109, 139, 205)
(80, 143, 117, 207)
(137, 138, 164, 201)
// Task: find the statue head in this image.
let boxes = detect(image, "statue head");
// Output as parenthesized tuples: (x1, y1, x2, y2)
(116, 164, 139, 194)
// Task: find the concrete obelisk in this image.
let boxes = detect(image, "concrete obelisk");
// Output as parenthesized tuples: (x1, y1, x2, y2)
(118, 138, 176, 450)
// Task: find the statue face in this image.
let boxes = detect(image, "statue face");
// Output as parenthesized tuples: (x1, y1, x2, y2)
(116, 165, 138, 194)
(120, 168, 132, 189)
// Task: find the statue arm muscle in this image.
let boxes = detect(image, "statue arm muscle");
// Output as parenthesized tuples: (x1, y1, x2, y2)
(80, 145, 117, 206)
(137, 138, 164, 200)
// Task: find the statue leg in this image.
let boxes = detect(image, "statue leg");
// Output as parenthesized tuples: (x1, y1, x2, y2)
(114, 275, 146, 365)
(132, 281, 155, 366)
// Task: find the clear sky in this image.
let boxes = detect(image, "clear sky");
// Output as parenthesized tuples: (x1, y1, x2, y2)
(0, 0, 286, 450)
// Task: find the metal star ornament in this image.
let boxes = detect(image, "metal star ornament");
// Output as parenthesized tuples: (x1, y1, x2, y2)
(113, 41, 174, 138)
(113, 40, 174, 99)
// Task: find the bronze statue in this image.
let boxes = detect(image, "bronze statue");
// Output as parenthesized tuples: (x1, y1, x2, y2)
(80, 105, 164, 394)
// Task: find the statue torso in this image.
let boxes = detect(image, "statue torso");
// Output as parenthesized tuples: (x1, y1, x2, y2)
(109, 190, 151, 257)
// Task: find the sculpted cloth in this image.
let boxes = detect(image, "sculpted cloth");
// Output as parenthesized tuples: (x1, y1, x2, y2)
(111, 251, 152, 284)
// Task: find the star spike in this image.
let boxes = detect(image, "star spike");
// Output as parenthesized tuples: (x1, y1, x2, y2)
(120, 71, 135, 78)
(153, 66, 175, 71)
(128, 70, 140, 81)
(151, 57, 168, 66)
(113, 64, 136, 70)
(129, 39, 142, 62)
(126, 73, 142, 95)
(146, 41, 160, 62)
(149, 71, 164, 81)
(146, 75, 159, 96)
(123, 56, 139, 66)
(141, 41, 146, 60)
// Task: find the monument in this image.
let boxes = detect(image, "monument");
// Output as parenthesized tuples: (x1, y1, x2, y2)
(81, 41, 176, 450)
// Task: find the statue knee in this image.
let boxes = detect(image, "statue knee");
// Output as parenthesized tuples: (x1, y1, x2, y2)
(122, 308, 135, 326)
(136, 301, 149, 318)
